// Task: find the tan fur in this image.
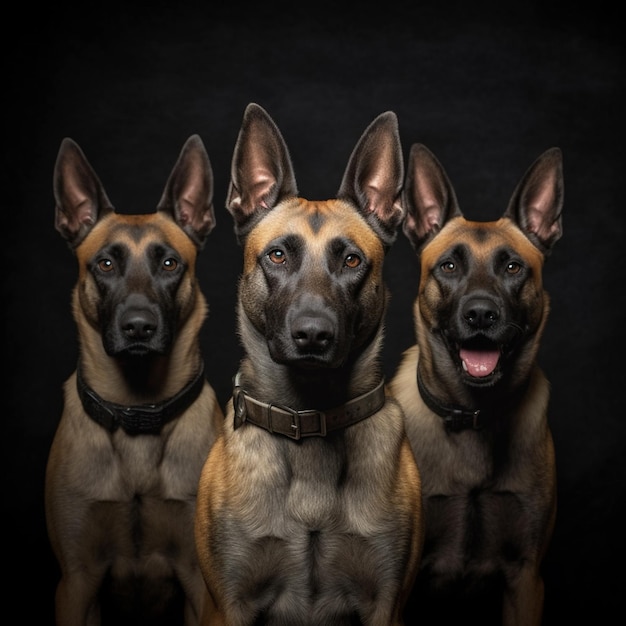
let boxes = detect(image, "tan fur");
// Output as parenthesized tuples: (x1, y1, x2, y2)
(194, 104, 423, 625)
(391, 349, 556, 623)
(45, 136, 224, 625)
(390, 144, 563, 625)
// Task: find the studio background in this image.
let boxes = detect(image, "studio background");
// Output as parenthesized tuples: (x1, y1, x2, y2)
(5, 2, 624, 622)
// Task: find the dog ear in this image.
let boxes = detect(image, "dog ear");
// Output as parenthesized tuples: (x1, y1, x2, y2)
(53, 138, 115, 249)
(401, 143, 462, 253)
(337, 111, 405, 249)
(157, 134, 216, 249)
(503, 147, 563, 256)
(226, 103, 298, 241)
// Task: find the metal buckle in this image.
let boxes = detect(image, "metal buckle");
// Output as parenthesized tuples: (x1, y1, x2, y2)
(267, 405, 327, 440)
(444, 408, 482, 431)
(120, 405, 161, 434)
(233, 386, 247, 430)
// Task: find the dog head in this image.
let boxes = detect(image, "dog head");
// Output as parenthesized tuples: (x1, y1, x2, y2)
(54, 136, 216, 358)
(226, 103, 404, 372)
(402, 144, 563, 392)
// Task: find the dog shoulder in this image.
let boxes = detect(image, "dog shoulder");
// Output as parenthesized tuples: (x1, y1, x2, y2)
(389, 344, 420, 415)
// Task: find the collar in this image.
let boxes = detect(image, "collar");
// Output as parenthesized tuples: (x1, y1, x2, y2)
(417, 364, 486, 432)
(232, 372, 386, 440)
(76, 362, 206, 435)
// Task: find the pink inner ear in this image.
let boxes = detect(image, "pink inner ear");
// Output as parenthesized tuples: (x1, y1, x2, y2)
(417, 206, 441, 239)
(415, 169, 440, 203)
(527, 206, 558, 241)
(69, 197, 97, 227)
(178, 198, 195, 226)
(412, 168, 445, 236)
(525, 168, 559, 235)
(240, 170, 277, 214)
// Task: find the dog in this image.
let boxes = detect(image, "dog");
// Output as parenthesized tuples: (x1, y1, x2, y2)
(389, 143, 563, 625)
(45, 135, 225, 626)
(194, 103, 424, 625)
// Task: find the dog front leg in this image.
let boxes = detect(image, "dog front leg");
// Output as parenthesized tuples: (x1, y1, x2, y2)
(54, 568, 106, 626)
(502, 565, 545, 626)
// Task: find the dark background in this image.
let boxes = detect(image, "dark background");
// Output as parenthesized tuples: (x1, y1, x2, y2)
(5, 1, 624, 622)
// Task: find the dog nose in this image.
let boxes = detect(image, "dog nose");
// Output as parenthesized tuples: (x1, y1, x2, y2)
(120, 308, 158, 340)
(462, 297, 499, 329)
(291, 314, 335, 353)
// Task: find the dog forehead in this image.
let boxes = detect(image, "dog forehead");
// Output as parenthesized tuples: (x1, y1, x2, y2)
(244, 198, 382, 263)
(76, 212, 197, 261)
(422, 216, 543, 266)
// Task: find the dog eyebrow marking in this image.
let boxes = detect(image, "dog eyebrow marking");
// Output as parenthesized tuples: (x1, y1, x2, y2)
(106, 222, 152, 245)
(307, 210, 325, 234)
(424, 217, 546, 273)
(244, 198, 385, 273)
(469, 226, 490, 244)
(85, 214, 197, 260)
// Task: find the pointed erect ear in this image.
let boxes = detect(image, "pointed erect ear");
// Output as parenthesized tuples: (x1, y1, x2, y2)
(503, 147, 563, 255)
(226, 103, 298, 240)
(157, 134, 216, 249)
(401, 143, 462, 253)
(337, 111, 404, 249)
(53, 138, 115, 248)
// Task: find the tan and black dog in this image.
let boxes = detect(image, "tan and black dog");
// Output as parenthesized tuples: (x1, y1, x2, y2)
(389, 144, 563, 625)
(45, 136, 224, 626)
(194, 103, 424, 625)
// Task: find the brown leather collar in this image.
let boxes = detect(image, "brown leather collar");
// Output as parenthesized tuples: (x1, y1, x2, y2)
(232, 372, 386, 440)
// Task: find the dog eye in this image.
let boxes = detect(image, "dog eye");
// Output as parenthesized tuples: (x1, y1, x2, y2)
(440, 261, 456, 273)
(268, 249, 286, 264)
(162, 258, 178, 271)
(97, 259, 114, 272)
(506, 261, 522, 274)
(345, 254, 361, 269)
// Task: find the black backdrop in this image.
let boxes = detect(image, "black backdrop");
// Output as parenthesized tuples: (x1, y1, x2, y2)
(5, 2, 624, 623)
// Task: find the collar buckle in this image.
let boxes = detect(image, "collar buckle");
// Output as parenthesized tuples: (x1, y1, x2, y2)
(231, 371, 381, 439)
(267, 405, 327, 440)
(233, 385, 247, 429)
(120, 405, 162, 434)
(442, 407, 483, 432)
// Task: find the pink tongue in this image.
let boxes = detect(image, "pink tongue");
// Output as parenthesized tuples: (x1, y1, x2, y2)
(460, 349, 500, 377)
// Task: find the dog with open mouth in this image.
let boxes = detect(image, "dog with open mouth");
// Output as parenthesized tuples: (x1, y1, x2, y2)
(390, 143, 563, 625)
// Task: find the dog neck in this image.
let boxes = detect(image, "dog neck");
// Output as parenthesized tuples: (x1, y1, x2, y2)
(231, 370, 386, 440)
(416, 362, 530, 432)
(75, 361, 206, 435)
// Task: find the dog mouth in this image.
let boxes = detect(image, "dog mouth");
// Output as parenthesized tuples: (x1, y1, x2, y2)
(107, 343, 167, 358)
(121, 345, 154, 357)
(451, 336, 503, 382)
(459, 345, 500, 378)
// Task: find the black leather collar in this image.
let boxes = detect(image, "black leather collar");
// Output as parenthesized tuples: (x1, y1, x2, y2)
(232, 372, 386, 440)
(76, 362, 206, 435)
(417, 364, 486, 432)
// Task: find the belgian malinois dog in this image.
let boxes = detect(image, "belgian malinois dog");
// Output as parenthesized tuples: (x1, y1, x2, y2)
(194, 103, 424, 625)
(45, 136, 224, 626)
(389, 144, 563, 625)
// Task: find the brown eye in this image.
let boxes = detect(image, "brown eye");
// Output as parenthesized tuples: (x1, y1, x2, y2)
(441, 261, 455, 273)
(345, 254, 361, 269)
(163, 258, 178, 271)
(268, 249, 286, 264)
(506, 261, 521, 274)
(97, 258, 114, 272)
